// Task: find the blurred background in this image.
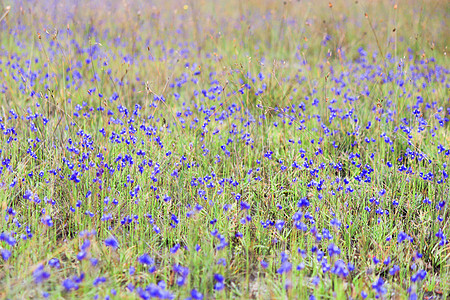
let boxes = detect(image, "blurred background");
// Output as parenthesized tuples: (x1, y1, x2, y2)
(1, 0, 448, 62)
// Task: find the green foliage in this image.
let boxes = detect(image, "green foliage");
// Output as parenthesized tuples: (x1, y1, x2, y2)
(0, 0, 449, 299)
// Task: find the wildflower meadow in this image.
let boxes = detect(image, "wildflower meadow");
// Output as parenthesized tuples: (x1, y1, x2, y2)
(0, 0, 449, 299)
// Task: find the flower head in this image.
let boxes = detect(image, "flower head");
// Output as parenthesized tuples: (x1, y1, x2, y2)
(104, 236, 119, 249)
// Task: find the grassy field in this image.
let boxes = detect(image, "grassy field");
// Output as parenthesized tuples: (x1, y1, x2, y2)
(0, 0, 449, 299)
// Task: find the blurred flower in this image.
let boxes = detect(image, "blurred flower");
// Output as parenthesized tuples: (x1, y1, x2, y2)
(214, 273, 224, 291)
(372, 277, 386, 295)
(1, 249, 11, 261)
(33, 264, 50, 284)
(48, 258, 60, 268)
(312, 276, 320, 286)
(260, 260, 268, 269)
(331, 260, 349, 277)
(190, 289, 203, 300)
(41, 215, 53, 227)
(275, 220, 285, 231)
(62, 278, 78, 291)
(104, 236, 119, 249)
(328, 243, 341, 257)
(138, 253, 154, 265)
(93, 276, 106, 286)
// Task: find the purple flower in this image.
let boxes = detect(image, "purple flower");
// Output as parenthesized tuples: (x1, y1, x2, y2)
(331, 259, 349, 277)
(174, 264, 190, 279)
(176, 276, 186, 287)
(62, 278, 78, 291)
(214, 274, 224, 291)
(33, 264, 50, 283)
(104, 236, 119, 249)
(275, 220, 285, 231)
(297, 197, 310, 208)
(419, 270, 427, 280)
(1, 249, 11, 261)
(190, 289, 203, 300)
(327, 243, 341, 257)
(411, 270, 427, 282)
(348, 262, 355, 272)
(330, 218, 341, 228)
(77, 251, 87, 261)
(312, 276, 320, 286)
(214, 281, 225, 291)
(127, 283, 134, 292)
(138, 253, 154, 265)
(48, 258, 60, 268)
(397, 231, 409, 243)
(81, 239, 90, 251)
(90, 258, 99, 267)
(93, 276, 106, 286)
(260, 260, 268, 269)
(240, 201, 250, 210)
(23, 190, 33, 200)
(217, 258, 226, 266)
(372, 277, 387, 295)
(389, 265, 400, 276)
(214, 273, 224, 282)
(170, 243, 180, 254)
(277, 261, 292, 274)
(129, 266, 136, 275)
(41, 215, 53, 227)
